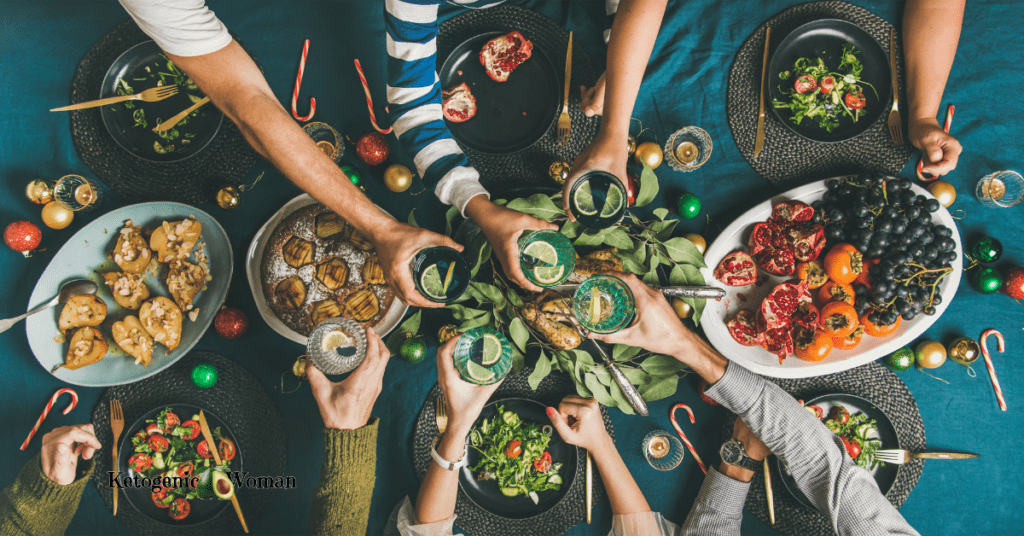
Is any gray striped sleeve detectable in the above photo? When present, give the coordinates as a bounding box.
[679,467,750,535]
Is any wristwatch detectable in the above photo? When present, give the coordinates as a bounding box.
[431,436,468,471]
[719,439,761,471]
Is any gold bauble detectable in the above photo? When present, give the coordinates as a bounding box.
[292,356,309,380]
[627,136,637,156]
[25,180,54,205]
[41,201,74,230]
[671,297,694,319]
[927,180,956,207]
[438,324,459,344]
[384,164,413,193]
[947,337,980,366]
[684,233,707,255]
[634,142,663,169]
[915,340,947,369]
[548,160,571,185]
[216,185,243,210]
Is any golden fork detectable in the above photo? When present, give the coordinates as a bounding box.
[557,32,573,145]
[199,411,249,533]
[109,400,124,516]
[886,28,904,146]
[153,96,211,132]
[51,85,180,112]
[435,395,448,435]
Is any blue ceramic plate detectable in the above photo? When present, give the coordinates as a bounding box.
[25,203,232,386]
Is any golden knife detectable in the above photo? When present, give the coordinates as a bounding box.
[585,450,592,524]
[153,96,211,132]
[911,452,980,460]
[764,458,775,524]
[753,27,771,158]
[198,411,249,533]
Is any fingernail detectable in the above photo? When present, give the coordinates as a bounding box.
[546,407,556,416]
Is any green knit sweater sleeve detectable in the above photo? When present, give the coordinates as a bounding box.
[0,454,94,536]
[307,418,379,536]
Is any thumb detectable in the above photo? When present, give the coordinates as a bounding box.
[926,144,944,166]
[547,406,574,439]
[306,361,332,394]
[431,232,464,253]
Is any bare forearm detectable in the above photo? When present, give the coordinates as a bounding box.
[668,330,728,386]
[414,430,467,524]
[903,0,965,122]
[600,0,669,139]
[589,435,650,515]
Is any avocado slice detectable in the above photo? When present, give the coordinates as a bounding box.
[194,468,214,499]
[212,470,234,500]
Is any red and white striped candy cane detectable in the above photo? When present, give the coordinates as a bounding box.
[353,59,392,134]
[291,39,315,122]
[671,403,707,474]
[916,104,955,182]
[980,329,1007,411]
[21,388,78,450]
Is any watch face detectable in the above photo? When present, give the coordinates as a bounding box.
[720,440,742,463]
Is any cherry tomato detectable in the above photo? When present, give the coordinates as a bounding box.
[148,435,170,453]
[805,404,825,419]
[197,440,213,459]
[534,451,553,473]
[129,453,152,472]
[820,301,859,337]
[796,260,828,289]
[152,489,172,508]
[860,312,901,337]
[841,436,862,459]
[830,405,850,424]
[505,440,522,458]
[179,420,201,440]
[162,412,180,432]
[795,74,818,94]
[818,280,855,305]
[833,326,865,350]
[824,244,863,284]
[854,258,879,289]
[218,438,237,461]
[175,461,195,479]
[133,430,148,443]
[820,75,836,94]
[795,328,834,362]
[169,498,191,521]
[146,423,163,435]
[844,91,866,110]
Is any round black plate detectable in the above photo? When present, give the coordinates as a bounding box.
[459,398,578,519]
[439,32,560,155]
[768,19,891,143]
[775,393,900,510]
[100,41,223,163]
[119,404,241,526]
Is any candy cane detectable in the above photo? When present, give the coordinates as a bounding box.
[916,104,955,182]
[353,59,392,134]
[291,39,315,122]
[21,388,78,450]
[670,403,707,474]
[980,329,1007,411]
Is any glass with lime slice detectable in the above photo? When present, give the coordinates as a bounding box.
[307,317,368,374]
[568,171,627,229]
[453,326,514,386]
[518,230,576,287]
[411,246,470,303]
[572,275,635,334]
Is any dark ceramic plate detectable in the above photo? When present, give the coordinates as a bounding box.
[774,393,900,510]
[119,404,241,525]
[768,19,891,143]
[100,41,223,162]
[460,398,578,519]
[439,31,560,155]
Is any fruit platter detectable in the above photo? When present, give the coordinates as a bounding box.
[701,174,962,378]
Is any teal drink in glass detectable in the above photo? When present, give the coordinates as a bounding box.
[568,171,627,229]
[411,246,470,303]
[572,275,635,334]
[452,326,513,385]
[518,230,576,287]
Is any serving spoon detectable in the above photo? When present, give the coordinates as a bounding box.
[0,279,99,334]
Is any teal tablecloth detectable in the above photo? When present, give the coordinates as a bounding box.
[1,1,1022,535]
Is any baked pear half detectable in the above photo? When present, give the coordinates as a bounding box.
[139,296,183,351]
[55,326,108,372]
[167,260,206,312]
[113,220,153,274]
[112,315,154,366]
[58,295,108,333]
[344,288,379,322]
[102,272,150,310]
[150,218,202,263]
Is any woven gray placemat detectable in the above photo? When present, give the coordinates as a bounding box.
[438,6,601,194]
[718,361,925,536]
[412,367,613,536]
[90,351,287,535]
[727,2,914,188]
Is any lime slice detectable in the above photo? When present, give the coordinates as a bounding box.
[573,182,598,216]
[589,287,601,323]
[465,359,496,383]
[500,487,520,497]
[441,262,457,295]
[523,240,558,266]
[533,264,565,285]
[480,333,503,366]
[599,184,624,218]
[320,330,350,353]
[419,264,446,300]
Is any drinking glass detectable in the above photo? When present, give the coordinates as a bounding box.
[303,122,344,164]
[518,230,576,287]
[452,326,514,386]
[306,317,367,375]
[572,275,635,334]
[411,246,470,303]
[53,174,103,212]
[568,171,628,229]
[664,126,713,172]
[643,430,684,471]
[975,170,1023,208]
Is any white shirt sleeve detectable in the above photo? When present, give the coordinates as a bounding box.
[118,0,232,57]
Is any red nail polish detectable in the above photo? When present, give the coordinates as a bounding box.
[546,407,556,416]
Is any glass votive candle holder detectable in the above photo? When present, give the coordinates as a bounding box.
[664,126,713,172]
[975,170,1023,208]
[304,122,345,164]
[643,430,685,471]
[53,174,103,212]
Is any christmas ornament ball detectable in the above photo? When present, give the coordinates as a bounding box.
[1004,267,1024,300]
[438,324,459,344]
[292,356,309,380]
[548,160,571,185]
[356,132,389,166]
[216,185,242,210]
[214,307,248,339]
[625,171,639,206]
[4,220,42,254]
[25,180,54,205]
[684,233,707,255]
[671,297,693,319]
[634,142,663,169]
[927,180,956,207]
[399,336,428,364]
[947,337,981,366]
[384,164,413,192]
[41,202,74,230]
[191,363,219,389]
[884,347,915,371]
[914,340,947,369]
[676,193,702,219]
[626,136,637,156]
[341,165,362,187]
[971,237,1002,264]
[972,268,1002,294]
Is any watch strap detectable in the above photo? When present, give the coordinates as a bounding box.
[431,436,468,471]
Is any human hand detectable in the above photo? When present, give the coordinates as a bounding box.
[560,133,629,220]
[909,118,962,176]
[579,72,607,117]
[733,417,770,461]
[40,424,101,485]
[464,196,559,293]
[369,220,464,308]
[436,335,504,435]
[308,326,392,430]
[546,395,611,453]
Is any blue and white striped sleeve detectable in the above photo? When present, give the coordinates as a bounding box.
[384,0,490,216]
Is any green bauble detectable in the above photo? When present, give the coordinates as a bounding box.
[399,336,428,364]
[676,193,702,219]
[972,237,1002,263]
[341,165,362,186]
[973,268,1002,294]
[191,363,219,389]
[884,347,914,372]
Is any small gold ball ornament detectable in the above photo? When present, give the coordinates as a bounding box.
[216,185,243,210]
[627,136,637,156]
[927,180,956,207]
[684,233,707,255]
[384,164,413,193]
[438,324,459,344]
[634,142,663,169]
[671,297,694,319]
[548,160,571,185]
[25,180,54,205]
[292,356,309,380]
[41,201,74,229]
[915,340,947,369]
[947,337,980,366]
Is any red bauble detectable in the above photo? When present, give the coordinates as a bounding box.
[698,379,719,406]
[625,171,639,206]
[356,133,389,166]
[214,307,248,339]
[1005,267,1024,300]
[4,220,42,256]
